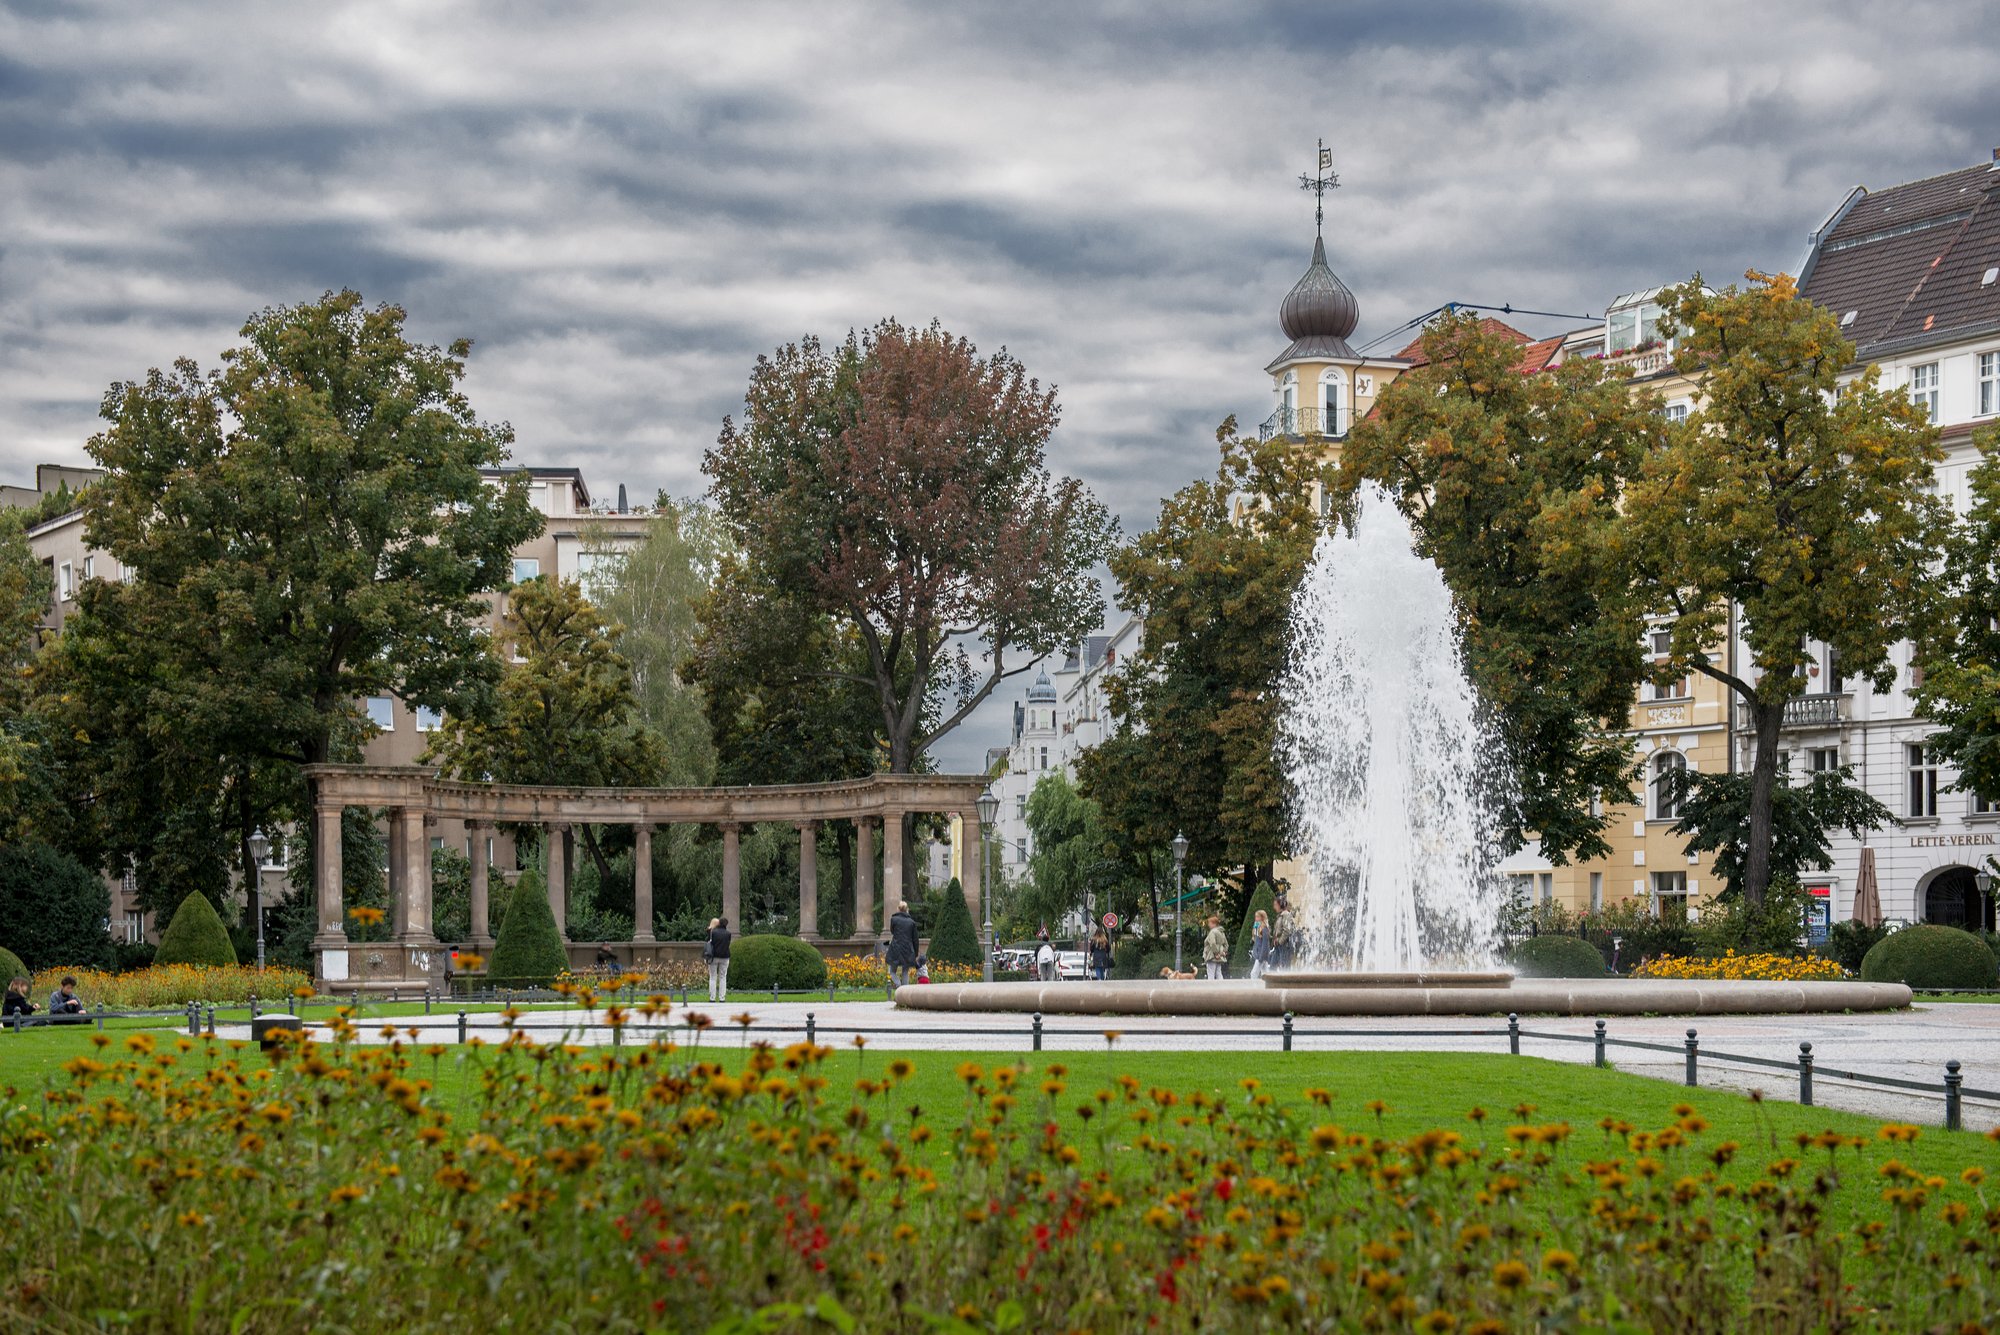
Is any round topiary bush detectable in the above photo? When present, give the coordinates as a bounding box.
[1860,925,1999,990]
[0,945,27,986]
[1510,935,1606,979]
[728,935,828,992]
[153,892,239,968]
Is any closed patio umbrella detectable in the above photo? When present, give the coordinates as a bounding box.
[1852,846,1882,928]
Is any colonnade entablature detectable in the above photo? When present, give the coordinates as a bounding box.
[303,764,992,988]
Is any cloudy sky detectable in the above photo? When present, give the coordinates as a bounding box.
[5,0,1999,768]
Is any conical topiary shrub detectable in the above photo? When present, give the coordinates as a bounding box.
[488,870,567,988]
[1231,882,1277,975]
[153,892,239,968]
[0,945,27,986]
[928,878,982,967]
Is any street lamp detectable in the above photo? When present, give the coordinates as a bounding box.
[1977,869,1994,928]
[247,830,271,971]
[1171,831,1189,973]
[976,790,999,983]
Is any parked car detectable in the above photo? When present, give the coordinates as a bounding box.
[1056,950,1087,980]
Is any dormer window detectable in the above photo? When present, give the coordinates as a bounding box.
[1606,297,1666,354]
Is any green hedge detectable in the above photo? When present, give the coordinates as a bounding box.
[1509,935,1605,979]
[0,945,26,986]
[1232,884,1277,975]
[0,842,115,971]
[928,879,982,967]
[154,893,238,968]
[728,936,827,992]
[488,870,567,988]
[1110,939,1147,980]
[1860,925,1998,990]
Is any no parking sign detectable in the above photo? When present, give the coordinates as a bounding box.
[1102,912,1118,930]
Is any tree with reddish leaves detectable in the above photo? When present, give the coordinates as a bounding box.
[704,320,1115,774]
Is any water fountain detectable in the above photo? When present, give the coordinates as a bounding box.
[901,488,1909,1016]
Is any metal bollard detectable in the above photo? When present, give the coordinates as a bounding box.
[1683,1029,1698,1088]
[806,1013,816,1046]
[1945,1059,1963,1132]
[391,988,399,1006]
[1799,1042,1814,1106]
[772,984,779,1002]
[1282,1012,1294,1053]
[250,995,260,1020]
[1507,1013,1519,1056]
[188,1002,199,1036]
[424,993,432,1016]
[828,982,835,1003]
[1032,1012,1044,1052]
[457,1010,468,1044]
[94,1014,103,1032]
[206,1004,216,1036]
[1593,1019,1607,1069]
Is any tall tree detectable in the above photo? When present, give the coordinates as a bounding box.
[594,496,723,787]
[1620,272,1945,906]
[1342,311,1662,862]
[0,512,55,839]
[75,290,541,903]
[1082,424,1324,914]
[1019,771,1146,938]
[704,319,1116,773]
[1915,425,2000,821]
[424,574,666,888]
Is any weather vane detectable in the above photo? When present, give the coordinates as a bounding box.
[1299,138,1339,238]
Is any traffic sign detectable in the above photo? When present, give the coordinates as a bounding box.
[1102,912,1118,930]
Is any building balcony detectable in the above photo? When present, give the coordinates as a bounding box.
[1258,406,1348,443]
[1735,693,1848,731]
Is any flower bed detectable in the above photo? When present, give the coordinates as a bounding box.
[3,1024,1996,1330]
[27,964,315,1009]
[1632,950,1846,982]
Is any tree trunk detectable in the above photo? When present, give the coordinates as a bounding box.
[1743,698,1787,908]
[580,825,616,895]
[1146,851,1161,938]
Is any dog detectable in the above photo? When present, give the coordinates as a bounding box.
[1158,966,1199,981]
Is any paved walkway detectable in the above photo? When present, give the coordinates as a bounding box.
[227,999,2000,1131]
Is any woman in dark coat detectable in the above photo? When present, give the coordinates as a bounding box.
[887,901,920,986]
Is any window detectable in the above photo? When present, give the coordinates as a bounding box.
[1589,872,1602,913]
[364,696,396,731]
[1649,671,1690,701]
[82,556,94,581]
[1321,375,1343,436]
[1537,873,1552,904]
[120,912,145,945]
[414,706,443,732]
[1015,796,1025,821]
[1014,838,1026,864]
[1808,747,1839,774]
[1973,790,1999,817]
[1908,363,1939,423]
[1652,871,1689,922]
[1664,401,1690,423]
[57,562,73,602]
[511,557,541,584]
[1980,351,1999,418]
[576,550,622,601]
[1651,750,1687,821]
[1038,746,1048,770]
[1907,743,1939,818]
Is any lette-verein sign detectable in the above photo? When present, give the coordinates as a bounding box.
[1909,833,1997,848]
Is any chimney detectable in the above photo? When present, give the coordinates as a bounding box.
[616,483,628,513]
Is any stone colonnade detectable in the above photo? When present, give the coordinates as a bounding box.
[305,765,992,986]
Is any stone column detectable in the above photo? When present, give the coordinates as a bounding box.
[395,807,436,944]
[797,821,819,939]
[313,799,346,945]
[468,821,492,948]
[546,822,568,938]
[854,818,876,941]
[720,823,741,930]
[881,811,905,919]
[632,823,656,942]
[959,805,984,935]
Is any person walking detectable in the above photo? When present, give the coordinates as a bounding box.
[1201,916,1229,981]
[1087,928,1112,981]
[1249,909,1272,980]
[1272,894,1297,971]
[704,917,732,1002]
[887,902,920,987]
[1035,939,1058,982]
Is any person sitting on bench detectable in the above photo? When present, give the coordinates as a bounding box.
[47,976,87,1023]
[3,977,36,1019]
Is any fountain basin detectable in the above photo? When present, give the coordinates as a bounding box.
[895,976,1912,1016]
[1263,971,1512,989]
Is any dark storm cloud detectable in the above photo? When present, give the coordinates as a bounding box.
[3,0,1998,766]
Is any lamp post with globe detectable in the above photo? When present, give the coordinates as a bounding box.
[1171,831,1189,974]
[248,830,271,971]
[976,789,999,983]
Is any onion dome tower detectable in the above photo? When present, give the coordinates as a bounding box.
[1274,234,1361,363]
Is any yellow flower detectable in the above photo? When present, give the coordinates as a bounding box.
[328,1184,365,1205]
[1491,1259,1531,1290]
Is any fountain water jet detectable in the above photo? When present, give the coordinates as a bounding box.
[1276,483,1507,973]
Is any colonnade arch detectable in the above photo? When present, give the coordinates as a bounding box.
[303,765,992,988]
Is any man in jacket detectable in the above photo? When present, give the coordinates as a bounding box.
[887,902,920,987]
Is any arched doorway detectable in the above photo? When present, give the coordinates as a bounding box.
[1921,865,1994,931]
